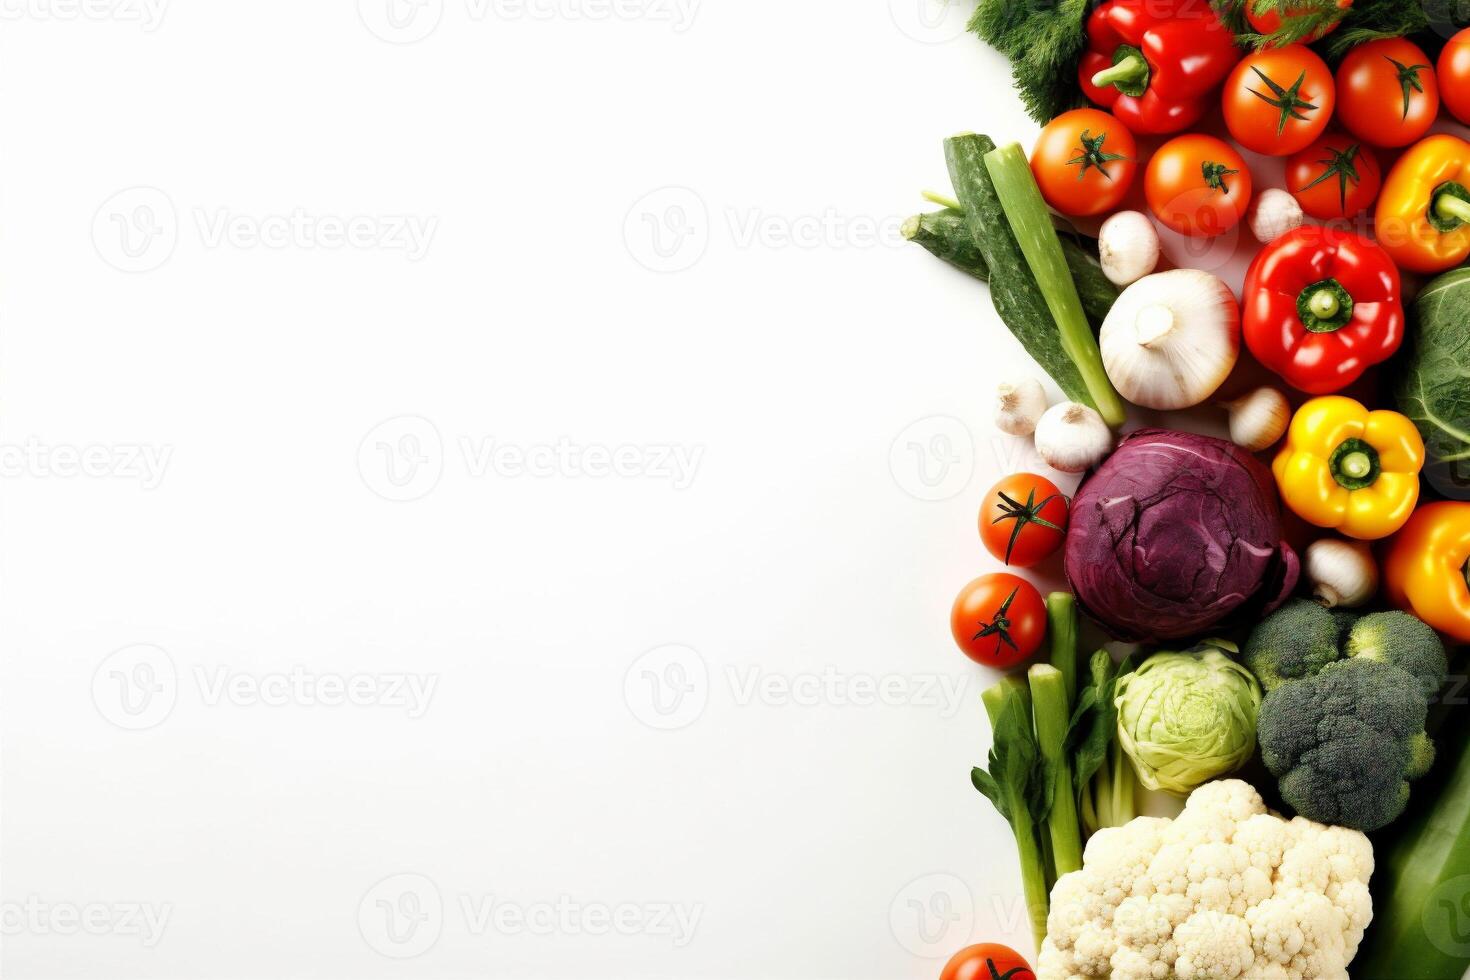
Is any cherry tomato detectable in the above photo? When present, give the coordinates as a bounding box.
[1144,134,1252,237]
[940,944,1035,980]
[1030,108,1138,217]
[1439,28,1470,125]
[1245,0,1350,43]
[1286,133,1381,219]
[1336,38,1438,148]
[950,573,1046,668]
[980,473,1068,567]
[1223,45,1334,155]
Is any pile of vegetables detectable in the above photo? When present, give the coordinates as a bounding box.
[902,0,1470,974]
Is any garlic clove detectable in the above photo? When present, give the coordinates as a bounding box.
[1098,211,1161,287]
[1034,401,1112,474]
[1223,386,1290,452]
[1306,537,1378,608]
[994,377,1049,436]
[1246,189,1304,245]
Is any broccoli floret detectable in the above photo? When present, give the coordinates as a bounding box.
[1258,658,1430,831]
[1243,600,1345,692]
[1345,610,1448,700]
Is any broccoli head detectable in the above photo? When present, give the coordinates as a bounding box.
[1242,599,1349,691]
[1344,610,1448,699]
[1246,601,1449,831]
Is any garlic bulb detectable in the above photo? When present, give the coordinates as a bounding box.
[1098,211,1161,286]
[1034,401,1112,473]
[1306,538,1378,608]
[994,377,1048,436]
[1099,269,1240,411]
[1247,189,1303,244]
[1223,386,1290,451]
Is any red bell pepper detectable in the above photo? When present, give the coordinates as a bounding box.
[1079,0,1241,135]
[1242,226,1405,395]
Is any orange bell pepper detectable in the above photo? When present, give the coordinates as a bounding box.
[1384,501,1470,643]
[1375,134,1470,274]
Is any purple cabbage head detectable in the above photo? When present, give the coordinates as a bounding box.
[1064,428,1299,643]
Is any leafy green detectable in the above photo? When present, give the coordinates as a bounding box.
[968,0,1089,124]
[1396,266,1470,499]
[1067,649,1139,836]
[975,677,1050,949]
[1213,0,1468,56]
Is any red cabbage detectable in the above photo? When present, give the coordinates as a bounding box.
[1064,429,1299,642]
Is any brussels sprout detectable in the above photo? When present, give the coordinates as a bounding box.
[1113,640,1262,796]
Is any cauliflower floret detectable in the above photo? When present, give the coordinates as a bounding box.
[1278,839,1331,895]
[1247,895,1307,964]
[1037,941,1080,980]
[1071,922,1119,975]
[1334,879,1373,954]
[1110,946,1165,980]
[1237,866,1274,915]
[1235,812,1296,873]
[1315,823,1375,887]
[1183,779,1267,826]
[1186,842,1249,912]
[1147,842,1195,896]
[1047,871,1107,951]
[1288,892,1349,976]
[1174,910,1253,979]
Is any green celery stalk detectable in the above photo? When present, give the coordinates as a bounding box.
[1030,664,1083,878]
[975,677,1050,951]
[1046,592,1079,710]
[983,142,1127,428]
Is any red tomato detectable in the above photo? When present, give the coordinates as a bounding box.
[980,473,1068,567]
[1145,134,1253,237]
[1030,108,1138,217]
[950,574,1046,668]
[1286,133,1381,219]
[1223,45,1335,155]
[1336,38,1439,148]
[1439,28,1470,125]
[940,944,1035,980]
[1245,0,1350,43]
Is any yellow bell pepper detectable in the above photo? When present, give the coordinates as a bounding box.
[1272,396,1424,540]
[1385,502,1470,643]
[1375,133,1470,274]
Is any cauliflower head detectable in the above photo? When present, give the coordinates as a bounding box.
[1037,779,1373,980]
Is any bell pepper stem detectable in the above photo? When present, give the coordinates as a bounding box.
[1435,193,1470,225]
[1340,451,1373,480]
[1307,288,1340,320]
[1091,54,1148,90]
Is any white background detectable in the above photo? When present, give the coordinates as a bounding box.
[2,2,1462,979]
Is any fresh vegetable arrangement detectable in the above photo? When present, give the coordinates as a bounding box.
[905,0,1470,973]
